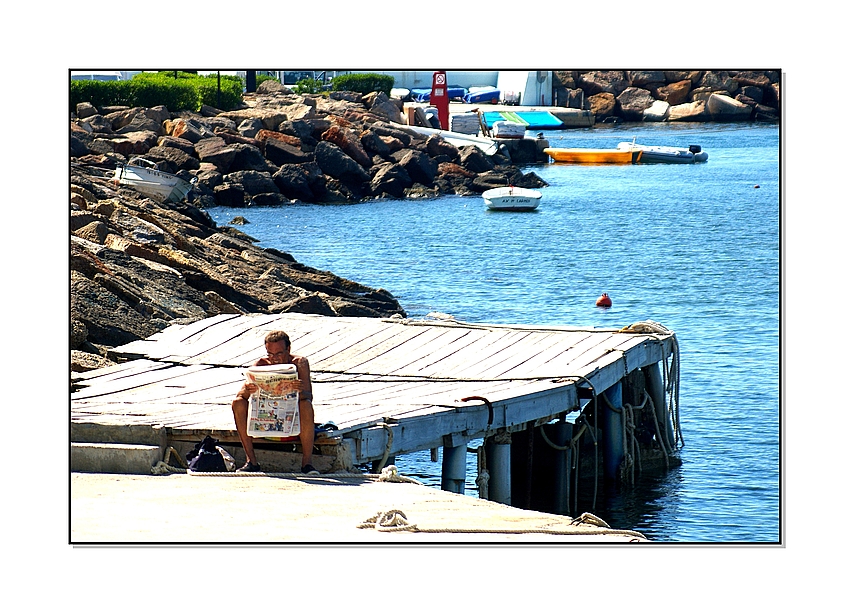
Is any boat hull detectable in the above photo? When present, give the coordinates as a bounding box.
[482,187,541,211]
[543,148,640,164]
[114,162,194,202]
[617,142,709,164]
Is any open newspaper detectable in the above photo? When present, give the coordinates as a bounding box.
[244,364,300,437]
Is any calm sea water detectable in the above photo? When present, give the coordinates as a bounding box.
[206,122,780,543]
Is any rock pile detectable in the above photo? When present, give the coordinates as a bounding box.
[71,88,548,208]
[552,70,780,123]
[70,88,549,372]
[70,165,409,372]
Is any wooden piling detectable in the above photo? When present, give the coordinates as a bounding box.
[601,382,624,482]
[552,419,572,515]
[485,431,512,505]
[441,437,467,494]
[643,363,674,452]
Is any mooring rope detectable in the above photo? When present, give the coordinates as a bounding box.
[356,508,646,539]
[618,320,683,449]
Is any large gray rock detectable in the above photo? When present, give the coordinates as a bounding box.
[144,145,201,172]
[369,162,412,198]
[228,142,278,173]
[578,71,629,96]
[627,71,666,88]
[195,136,238,173]
[224,170,278,196]
[76,102,98,119]
[116,113,163,135]
[643,100,670,122]
[668,100,709,122]
[314,141,370,185]
[707,93,753,121]
[273,164,316,201]
[457,145,494,174]
[616,87,656,121]
[264,138,311,166]
[397,149,436,185]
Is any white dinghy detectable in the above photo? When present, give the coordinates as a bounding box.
[482,186,542,211]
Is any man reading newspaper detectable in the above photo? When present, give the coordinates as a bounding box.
[231,330,318,474]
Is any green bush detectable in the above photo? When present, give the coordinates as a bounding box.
[70,71,244,113]
[294,78,323,94]
[331,73,394,96]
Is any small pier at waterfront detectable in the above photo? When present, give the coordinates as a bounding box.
[71,312,682,516]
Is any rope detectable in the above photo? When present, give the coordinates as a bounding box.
[644,394,670,469]
[476,446,489,499]
[619,320,683,450]
[356,508,647,539]
[374,422,394,473]
[376,464,423,484]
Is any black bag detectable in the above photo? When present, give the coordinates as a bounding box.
[186,435,227,472]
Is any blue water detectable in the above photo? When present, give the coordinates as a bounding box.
[206,122,780,543]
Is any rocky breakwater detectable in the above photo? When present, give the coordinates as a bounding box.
[70,82,547,372]
[552,70,780,123]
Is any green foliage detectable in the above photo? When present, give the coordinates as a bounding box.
[256,74,278,87]
[331,73,394,96]
[70,71,244,113]
[294,78,323,94]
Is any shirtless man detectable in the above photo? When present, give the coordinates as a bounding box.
[231,330,317,474]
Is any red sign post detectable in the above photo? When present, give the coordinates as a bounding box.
[430,70,449,130]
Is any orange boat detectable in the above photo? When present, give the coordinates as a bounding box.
[543,147,642,164]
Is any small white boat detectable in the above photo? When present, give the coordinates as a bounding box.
[482,186,542,211]
[617,142,709,164]
[113,157,196,202]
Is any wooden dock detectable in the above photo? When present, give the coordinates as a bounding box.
[71,312,681,512]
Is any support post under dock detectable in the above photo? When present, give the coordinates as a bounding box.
[441,440,467,494]
[644,363,674,452]
[601,382,624,482]
[485,432,512,505]
[552,419,572,516]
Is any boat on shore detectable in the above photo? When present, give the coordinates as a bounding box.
[543,147,641,164]
[617,142,709,164]
[407,126,500,156]
[113,157,195,203]
[482,186,542,211]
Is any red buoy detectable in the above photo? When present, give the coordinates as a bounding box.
[596,292,612,308]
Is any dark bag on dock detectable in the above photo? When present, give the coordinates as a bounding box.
[186,435,227,472]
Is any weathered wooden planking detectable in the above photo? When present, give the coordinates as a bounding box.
[72,363,216,401]
[480,330,572,379]
[343,325,472,375]
[447,329,554,380]
[390,326,520,379]
[114,314,243,360]
[189,314,358,366]
[305,321,404,367]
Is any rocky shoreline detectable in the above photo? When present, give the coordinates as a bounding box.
[70,85,551,372]
[70,72,779,372]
